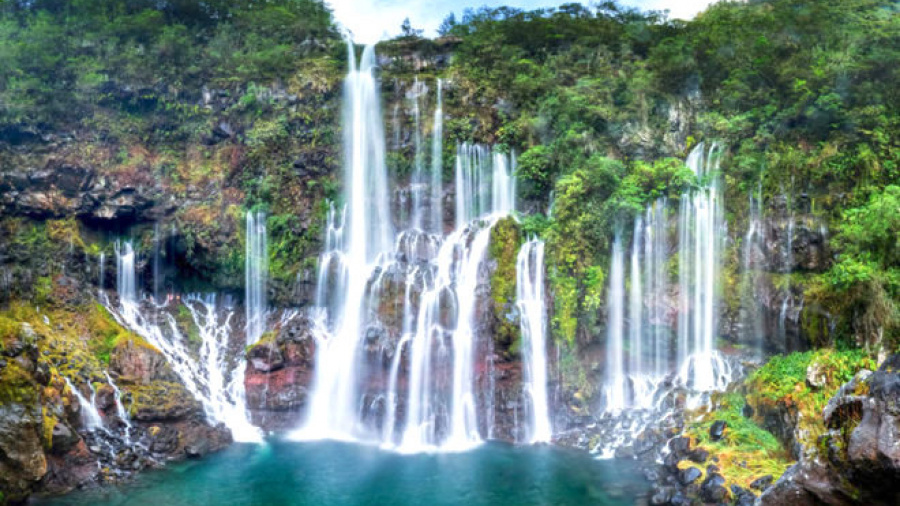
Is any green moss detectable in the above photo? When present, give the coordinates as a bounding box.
[684,392,792,491]
[87,303,143,363]
[489,217,523,354]
[0,362,38,406]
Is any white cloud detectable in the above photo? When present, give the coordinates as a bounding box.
[326,0,717,44]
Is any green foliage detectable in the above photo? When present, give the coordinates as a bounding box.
[0,0,338,124]
[749,349,875,406]
[489,217,523,353]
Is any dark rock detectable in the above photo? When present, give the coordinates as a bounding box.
[731,485,756,506]
[709,420,727,441]
[678,466,702,485]
[750,474,773,491]
[50,422,80,455]
[687,447,709,464]
[700,473,728,503]
[650,486,673,505]
[668,436,691,457]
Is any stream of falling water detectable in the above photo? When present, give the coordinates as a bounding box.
[245,210,268,345]
[602,143,734,414]
[517,240,552,443]
[107,242,262,443]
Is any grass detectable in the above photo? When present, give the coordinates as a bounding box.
[684,392,793,490]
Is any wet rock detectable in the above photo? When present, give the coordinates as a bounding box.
[0,402,47,499]
[650,486,673,505]
[731,485,756,506]
[700,473,728,503]
[762,354,900,505]
[668,436,691,457]
[750,474,773,491]
[687,447,709,464]
[50,422,81,455]
[709,420,727,441]
[678,466,702,485]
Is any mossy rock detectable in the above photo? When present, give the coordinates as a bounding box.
[489,217,523,355]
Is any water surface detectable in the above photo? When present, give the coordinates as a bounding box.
[38,440,648,505]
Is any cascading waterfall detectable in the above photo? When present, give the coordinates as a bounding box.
[517,239,552,443]
[104,371,132,441]
[245,210,268,345]
[300,42,394,440]
[643,200,670,381]
[299,41,547,452]
[677,142,732,393]
[115,241,137,304]
[410,77,425,231]
[63,377,103,432]
[98,252,105,299]
[108,243,262,443]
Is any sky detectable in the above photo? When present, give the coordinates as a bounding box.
[327,0,718,44]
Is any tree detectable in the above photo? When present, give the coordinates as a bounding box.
[438,13,456,36]
[399,17,423,39]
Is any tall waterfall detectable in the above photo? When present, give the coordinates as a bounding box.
[604,233,627,412]
[298,42,539,451]
[517,239,552,443]
[741,184,766,357]
[108,242,262,443]
[301,43,394,440]
[430,79,443,235]
[677,142,732,392]
[245,210,268,345]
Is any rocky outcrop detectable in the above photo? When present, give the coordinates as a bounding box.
[245,315,317,431]
[760,355,900,505]
[0,161,160,223]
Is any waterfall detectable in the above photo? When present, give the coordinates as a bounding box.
[604,232,627,412]
[628,218,644,390]
[410,77,425,231]
[63,377,103,432]
[152,223,162,301]
[676,142,732,393]
[455,143,516,228]
[430,79,443,234]
[108,245,262,443]
[644,200,670,380]
[600,144,735,413]
[741,184,767,357]
[98,252,105,299]
[245,210,268,345]
[517,239,552,443]
[301,42,394,440]
[299,41,533,452]
[115,241,137,305]
[779,193,795,349]
[104,372,132,441]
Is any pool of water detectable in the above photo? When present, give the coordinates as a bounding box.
[37,440,649,505]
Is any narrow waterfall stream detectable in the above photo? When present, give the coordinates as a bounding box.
[517,240,552,443]
[245,210,268,346]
